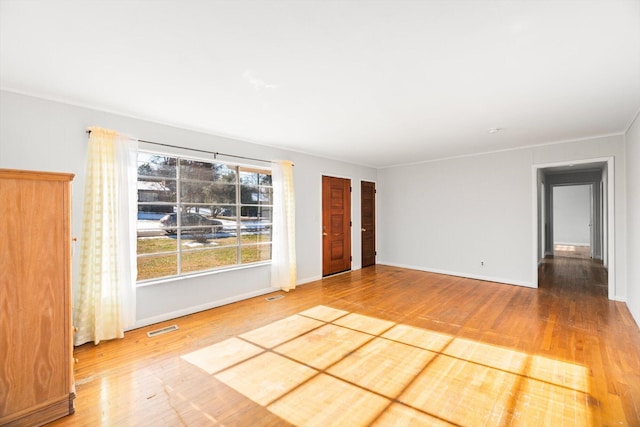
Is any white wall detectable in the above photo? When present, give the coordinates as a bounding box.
[378,135,627,297]
[625,112,640,327]
[378,149,533,286]
[0,91,377,327]
[553,185,591,246]
[1,90,634,326]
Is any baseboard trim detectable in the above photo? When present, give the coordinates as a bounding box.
[378,261,535,288]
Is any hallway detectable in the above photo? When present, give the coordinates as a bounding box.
[539,254,607,296]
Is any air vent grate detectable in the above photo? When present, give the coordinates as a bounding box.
[265,295,284,302]
[147,324,179,338]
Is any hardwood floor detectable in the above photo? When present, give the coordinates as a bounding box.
[553,244,592,259]
[50,259,640,426]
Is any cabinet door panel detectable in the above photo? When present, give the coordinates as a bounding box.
[0,170,73,425]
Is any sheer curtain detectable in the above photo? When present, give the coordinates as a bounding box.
[74,127,138,345]
[271,160,297,291]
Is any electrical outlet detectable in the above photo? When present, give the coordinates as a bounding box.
[481,261,484,266]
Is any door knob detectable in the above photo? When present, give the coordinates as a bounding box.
[323,232,328,236]
[361,228,366,232]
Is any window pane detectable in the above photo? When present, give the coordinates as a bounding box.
[179,159,215,181]
[241,244,272,264]
[138,153,177,178]
[179,205,213,215]
[258,206,273,222]
[237,206,272,222]
[157,211,195,235]
[259,173,272,186]
[240,185,272,205]
[260,186,273,204]
[178,225,219,240]
[182,247,239,272]
[137,178,177,206]
[181,181,236,204]
[138,204,173,227]
[212,205,236,219]
[137,235,177,254]
[137,254,178,281]
[239,168,271,184]
[240,219,271,237]
[181,160,236,182]
[211,207,239,240]
[138,204,175,216]
[240,226,272,244]
[239,169,257,185]
[208,233,239,247]
[176,231,237,249]
[240,206,272,220]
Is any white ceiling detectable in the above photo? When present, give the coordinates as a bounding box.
[1,1,639,167]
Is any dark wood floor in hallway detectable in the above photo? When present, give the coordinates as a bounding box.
[51,258,640,426]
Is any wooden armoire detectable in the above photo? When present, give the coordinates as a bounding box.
[0,169,76,426]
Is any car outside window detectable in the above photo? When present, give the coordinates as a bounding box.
[136,152,272,282]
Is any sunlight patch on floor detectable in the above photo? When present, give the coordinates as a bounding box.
[299,305,349,322]
[181,304,593,426]
[327,337,437,398]
[332,312,396,335]
[268,374,390,427]
[214,352,317,406]
[399,353,518,425]
[239,314,325,348]
[179,337,262,375]
[274,323,373,370]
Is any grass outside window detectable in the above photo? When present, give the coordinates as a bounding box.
[137,235,271,281]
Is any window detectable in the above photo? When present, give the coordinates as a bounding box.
[136,151,273,282]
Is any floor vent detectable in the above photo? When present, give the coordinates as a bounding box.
[265,295,284,302]
[147,324,179,338]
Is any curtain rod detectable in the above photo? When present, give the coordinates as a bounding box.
[86,129,277,165]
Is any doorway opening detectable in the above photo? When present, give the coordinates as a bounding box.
[552,184,592,259]
[533,158,614,299]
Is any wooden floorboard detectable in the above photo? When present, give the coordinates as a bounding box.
[553,244,591,260]
[49,258,640,426]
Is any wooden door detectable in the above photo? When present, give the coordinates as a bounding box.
[361,181,376,267]
[322,176,351,276]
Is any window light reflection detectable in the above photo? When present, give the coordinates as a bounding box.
[180,305,594,426]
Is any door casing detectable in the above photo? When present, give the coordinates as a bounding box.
[532,157,615,299]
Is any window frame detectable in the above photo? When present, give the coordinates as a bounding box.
[136,149,273,284]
